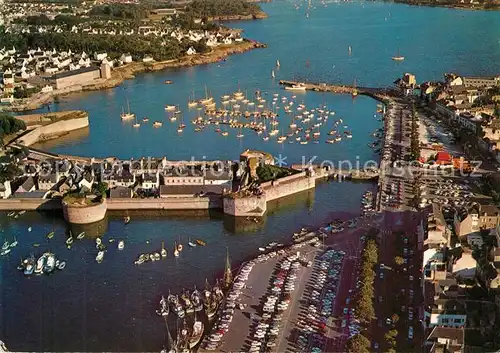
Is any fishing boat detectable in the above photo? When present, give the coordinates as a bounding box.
[174,242,180,257]
[391,48,405,61]
[191,289,203,312]
[124,216,130,224]
[188,238,197,247]
[46,231,55,239]
[96,251,104,263]
[161,241,167,258]
[165,105,176,111]
[168,293,185,318]
[196,239,206,246]
[118,240,125,250]
[43,253,56,273]
[189,319,204,348]
[121,99,135,120]
[153,121,163,127]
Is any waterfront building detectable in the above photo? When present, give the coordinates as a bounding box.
[37,173,60,191]
[453,203,500,240]
[141,171,160,190]
[50,66,101,90]
[163,168,204,185]
[159,184,225,198]
[103,170,136,189]
[463,76,499,89]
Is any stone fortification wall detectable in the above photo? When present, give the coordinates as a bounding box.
[62,198,107,224]
[223,195,267,217]
[261,172,315,202]
[107,196,221,210]
[0,198,61,210]
[18,115,89,146]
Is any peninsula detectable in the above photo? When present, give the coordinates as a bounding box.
[0,0,268,111]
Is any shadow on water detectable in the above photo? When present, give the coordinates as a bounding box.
[67,217,109,238]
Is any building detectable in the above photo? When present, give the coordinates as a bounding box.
[204,168,232,186]
[163,168,204,185]
[37,173,60,190]
[120,53,133,63]
[50,66,101,90]
[100,63,111,80]
[94,51,107,61]
[78,172,94,192]
[110,186,133,198]
[141,171,160,190]
[15,176,35,193]
[159,184,224,198]
[454,203,500,240]
[0,180,12,199]
[463,76,499,89]
[186,47,197,55]
[426,327,465,353]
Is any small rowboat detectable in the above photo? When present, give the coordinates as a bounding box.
[196,239,206,246]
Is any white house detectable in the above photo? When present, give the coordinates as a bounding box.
[142,55,154,63]
[186,47,197,56]
[41,85,53,93]
[142,171,160,190]
[94,51,108,61]
[78,172,94,192]
[120,53,133,63]
[0,180,12,199]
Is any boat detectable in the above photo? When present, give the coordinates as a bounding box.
[196,239,206,246]
[65,236,73,245]
[43,253,56,273]
[121,99,135,120]
[174,242,180,257]
[189,320,204,348]
[142,117,149,122]
[76,232,85,240]
[164,80,173,84]
[7,211,15,217]
[258,247,265,252]
[2,240,10,251]
[1,340,8,352]
[271,70,275,78]
[177,237,183,252]
[124,216,130,224]
[35,254,46,274]
[165,105,176,111]
[57,261,66,270]
[236,133,244,138]
[326,139,335,144]
[154,252,161,261]
[157,295,170,316]
[285,84,306,91]
[200,86,213,105]
[28,227,32,232]
[352,79,358,97]
[153,121,163,127]
[391,48,405,61]
[118,240,125,250]
[188,238,197,247]
[191,289,203,312]
[276,59,280,67]
[96,251,104,263]
[18,210,26,215]
[133,115,140,128]
[24,254,35,275]
[0,248,11,256]
[46,231,55,239]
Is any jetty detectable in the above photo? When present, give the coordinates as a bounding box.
[279,80,398,101]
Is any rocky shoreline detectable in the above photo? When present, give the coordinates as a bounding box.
[2,40,266,112]
[392,0,500,10]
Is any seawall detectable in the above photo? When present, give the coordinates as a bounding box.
[16,112,89,146]
[107,197,222,210]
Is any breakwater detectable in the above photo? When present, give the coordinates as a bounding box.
[13,111,89,147]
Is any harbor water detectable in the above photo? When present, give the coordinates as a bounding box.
[2,1,500,351]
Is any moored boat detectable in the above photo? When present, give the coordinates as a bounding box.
[96,251,104,263]
[43,253,56,273]
[196,239,206,246]
[118,240,125,250]
[189,320,204,348]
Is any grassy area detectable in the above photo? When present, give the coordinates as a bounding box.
[256,164,299,183]
[63,193,101,207]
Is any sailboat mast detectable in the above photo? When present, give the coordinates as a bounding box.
[223,247,232,289]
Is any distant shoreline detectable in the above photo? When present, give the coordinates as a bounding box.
[2,40,266,112]
[391,0,500,11]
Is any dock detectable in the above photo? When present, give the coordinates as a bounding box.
[279,80,398,101]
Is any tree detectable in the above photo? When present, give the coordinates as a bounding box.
[394,256,404,266]
[95,182,108,196]
[346,333,370,353]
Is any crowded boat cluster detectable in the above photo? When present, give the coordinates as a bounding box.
[126,88,357,145]
[134,238,206,265]
[1,237,18,257]
[360,190,376,216]
[16,252,66,275]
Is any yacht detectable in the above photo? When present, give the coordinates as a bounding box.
[120,100,135,120]
[391,48,405,61]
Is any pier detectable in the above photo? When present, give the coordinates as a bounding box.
[279,80,398,101]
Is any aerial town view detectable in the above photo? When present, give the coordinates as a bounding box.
[0,0,499,351]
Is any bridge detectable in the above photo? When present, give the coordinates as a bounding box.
[278,80,398,101]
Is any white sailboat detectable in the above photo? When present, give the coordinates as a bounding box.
[276,59,280,68]
[271,70,275,78]
[120,99,135,120]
